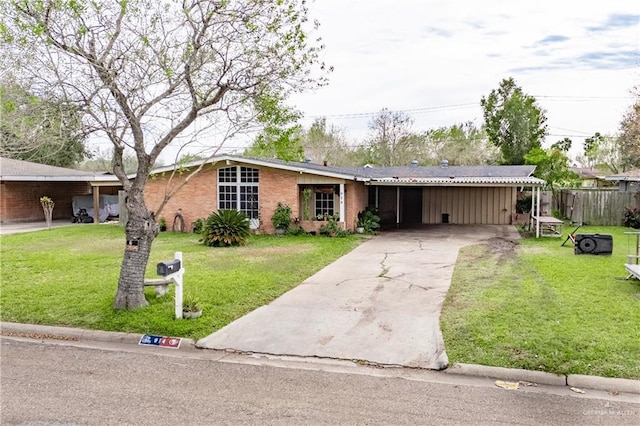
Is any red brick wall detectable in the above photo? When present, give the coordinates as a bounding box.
[144,164,333,233]
[344,182,368,230]
[143,164,218,230]
[0,181,92,222]
[259,168,299,233]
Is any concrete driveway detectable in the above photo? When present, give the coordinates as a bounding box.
[197,225,520,369]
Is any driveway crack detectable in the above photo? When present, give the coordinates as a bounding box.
[378,253,390,277]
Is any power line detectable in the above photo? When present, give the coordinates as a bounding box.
[301,103,479,120]
[299,94,634,121]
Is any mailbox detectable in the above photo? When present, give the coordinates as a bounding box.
[157,259,181,276]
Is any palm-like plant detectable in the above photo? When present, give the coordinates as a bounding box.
[201,210,251,247]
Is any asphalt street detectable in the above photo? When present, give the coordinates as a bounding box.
[1,339,638,425]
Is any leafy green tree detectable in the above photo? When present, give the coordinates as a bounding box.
[525,146,578,207]
[1,0,327,309]
[551,137,572,152]
[481,77,548,165]
[618,88,640,171]
[582,132,621,173]
[244,94,304,162]
[421,122,499,165]
[300,118,356,166]
[79,148,139,174]
[0,81,88,167]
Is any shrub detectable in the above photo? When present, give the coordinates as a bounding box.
[516,196,532,213]
[201,210,251,247]
[320,214,348,237]
[286,223,307,236]
[192,218,204,234]
[356,208,381,233]
[271,202,292,231]
[624,207,640,229]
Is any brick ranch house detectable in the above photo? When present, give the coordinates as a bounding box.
[144,155,545,234]
[0,157,121,223]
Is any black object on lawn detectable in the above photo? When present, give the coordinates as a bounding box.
[574,234,613,255]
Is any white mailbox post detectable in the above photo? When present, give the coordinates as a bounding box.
[144,251,185,319]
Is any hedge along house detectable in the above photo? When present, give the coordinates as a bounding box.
[143,155,545,234]
[0,157,122,224]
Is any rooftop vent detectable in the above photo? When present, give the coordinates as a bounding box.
[440,159,449,168]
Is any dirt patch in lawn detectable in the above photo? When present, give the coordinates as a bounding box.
[486,237,518,261]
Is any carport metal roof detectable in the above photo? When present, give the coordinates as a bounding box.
[0,157,120,184]
[366,176,544,186]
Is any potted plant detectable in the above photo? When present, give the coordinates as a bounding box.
[182,293,203,319]
[158,217,167,232]
[39,196,55,229]
[356,209,381,234]
[271,202,292,235]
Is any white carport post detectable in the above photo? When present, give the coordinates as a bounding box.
[535,186,541,238]
[339,183,345,223]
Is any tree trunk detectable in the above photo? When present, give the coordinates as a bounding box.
[113,190,159,310]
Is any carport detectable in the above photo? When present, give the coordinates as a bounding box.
[0,157,122,224]
[360,164,545,231]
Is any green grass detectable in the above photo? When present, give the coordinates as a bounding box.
[3,224,639,379]
[441,225,640,379]
[0,225,361,340]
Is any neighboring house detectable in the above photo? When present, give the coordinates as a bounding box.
[0,157,121,223]
[144,156,544,233]
[570,167,610,188]
[605,169,640,207]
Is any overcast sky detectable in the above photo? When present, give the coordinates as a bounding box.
[287,0,639,160]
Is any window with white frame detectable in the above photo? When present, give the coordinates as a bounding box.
[218,166,259,219]
[315,190,334,218]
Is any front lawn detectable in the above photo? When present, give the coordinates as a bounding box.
[441,225,640,379]
[0,225,361,340]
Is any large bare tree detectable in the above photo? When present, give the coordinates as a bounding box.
[365,108,415,166]
[1,0,327,309]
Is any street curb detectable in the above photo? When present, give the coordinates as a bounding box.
[446,363,640,395]
[445,363,566,386]
[567,374,640,395]
[3,322,639,395]
[0,322,197,349]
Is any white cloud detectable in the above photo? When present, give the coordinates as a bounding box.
[290,0,640,157]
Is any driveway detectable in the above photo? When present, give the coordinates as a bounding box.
[0,220,74,235]
[197,225,520,369]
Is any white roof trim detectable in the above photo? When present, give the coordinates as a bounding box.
[149,155,359,181]
[1,175,121,183]
[369,177,545,186]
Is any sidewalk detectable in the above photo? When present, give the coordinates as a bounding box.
[0,220,74,235]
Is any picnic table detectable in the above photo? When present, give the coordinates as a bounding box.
[533,216,563,238]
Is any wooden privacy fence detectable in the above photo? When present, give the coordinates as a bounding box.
[558,189,638,226]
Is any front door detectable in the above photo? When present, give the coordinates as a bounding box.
[401,188,423,224]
